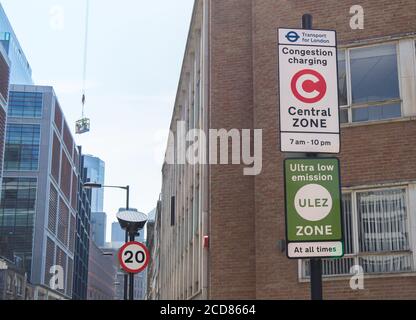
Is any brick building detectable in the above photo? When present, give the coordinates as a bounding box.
[155,0,416,299]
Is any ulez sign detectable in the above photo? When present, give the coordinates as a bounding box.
[284,158,344,259]
[278,28,340,153]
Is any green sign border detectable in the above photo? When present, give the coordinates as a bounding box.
[284,157,345,259]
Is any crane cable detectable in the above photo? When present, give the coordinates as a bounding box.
[81,0,90,118]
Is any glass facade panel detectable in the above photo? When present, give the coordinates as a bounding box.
[337,49,348,107]
[0,178,37,280]
[340,108,349,124]
[350,44,400,104]
[8,91,42,118]
[352,104,401,122]
[4,124,40,171]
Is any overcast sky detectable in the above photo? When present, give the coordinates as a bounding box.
[1,0,194,241]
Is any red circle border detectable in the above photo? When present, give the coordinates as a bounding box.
[118,241,150,274]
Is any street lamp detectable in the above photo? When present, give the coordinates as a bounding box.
[82,182,130,300]
[116,209,148,300]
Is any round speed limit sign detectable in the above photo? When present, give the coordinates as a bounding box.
[118,241,150,274]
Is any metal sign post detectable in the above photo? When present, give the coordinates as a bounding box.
[279,14,343,301]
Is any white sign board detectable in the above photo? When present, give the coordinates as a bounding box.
[278,28,340,154]
[288,241,343,259]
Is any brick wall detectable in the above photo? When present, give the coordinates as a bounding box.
[209,0,256,299]
[208,0,416,299]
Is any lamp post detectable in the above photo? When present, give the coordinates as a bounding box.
[116,209,148,300]
[83,182,130,300]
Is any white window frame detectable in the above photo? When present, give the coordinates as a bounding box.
[339,41,407,124]
[299,183,416,281]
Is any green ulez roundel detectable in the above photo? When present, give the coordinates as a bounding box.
[285,158,342,242]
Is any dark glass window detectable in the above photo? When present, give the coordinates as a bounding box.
[337,50,348,107]
[8,91,43,118]
[337,44,401,123]
[0,178,37,279]
[4,124,40,171]
[350,45,400,104]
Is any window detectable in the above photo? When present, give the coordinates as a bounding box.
[171,196,176,226]
[302,187,413,278]
[0,178,37,279]
[338,44,401,123]
[6,274,13,292]
[4,124,40,171]
[16,277,23,296]
[8,91,43,118]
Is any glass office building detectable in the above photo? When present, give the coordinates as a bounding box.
[84,155,106,247]
[0,177,37,276]
[0,38,10,198]
[90,211,106,247]
[0,85,80,298]
[0,4,33,85]
[72,151,91,300]
[83,155,105,213]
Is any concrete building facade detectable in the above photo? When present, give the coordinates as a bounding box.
[156,0,416,300]
[147,201,160,300]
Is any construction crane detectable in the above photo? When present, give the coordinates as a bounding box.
[76,0,91,134]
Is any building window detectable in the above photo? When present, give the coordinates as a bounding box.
[16,277,23,296]
[4,124,40,171]
[171,196,175,226]
[6,274,13,293]
[338,43,401,123]
[301,187,414,278]
[8,91,43,118]
[0,178,37,279]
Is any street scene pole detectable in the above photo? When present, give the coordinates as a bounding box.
[310,259,323,300]
[124,186,130,300]
[129,232,135,300]
[116,209,149,301]
[302,13,324,302]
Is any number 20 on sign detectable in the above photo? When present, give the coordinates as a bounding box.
[118,241,150,274]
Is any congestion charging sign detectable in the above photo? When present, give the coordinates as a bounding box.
[278,28,340,154]
[284,158,344,259]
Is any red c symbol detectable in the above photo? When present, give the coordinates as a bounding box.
[291,69,327,104]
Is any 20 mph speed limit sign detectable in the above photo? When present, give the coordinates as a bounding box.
[118,241,150,274]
